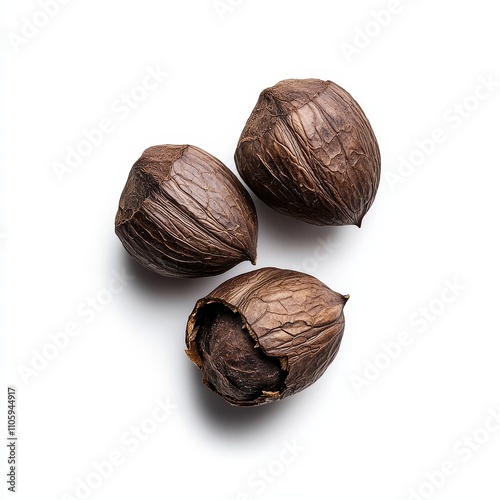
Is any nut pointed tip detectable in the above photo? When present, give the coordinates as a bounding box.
[343,294,350,302]
[247,250,257,265]
[354,213,365,228]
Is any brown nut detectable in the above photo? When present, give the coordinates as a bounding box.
[234,78,381,226]
[185,267,348,406]
[115,144,258,278]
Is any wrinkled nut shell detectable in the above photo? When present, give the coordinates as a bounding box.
[115,144,258,278]
[235,78,381,226]
[185,267,348,406]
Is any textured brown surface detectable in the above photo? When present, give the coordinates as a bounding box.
[186,267,348,406]
[115,145,258,278]
[234,79,381,226]
[196,303,284,403]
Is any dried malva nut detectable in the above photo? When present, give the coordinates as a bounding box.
[235,78,381,226]
[115,145,258,278]
[185,267,348,406]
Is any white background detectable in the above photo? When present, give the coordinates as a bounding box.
[1,1,500,499]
